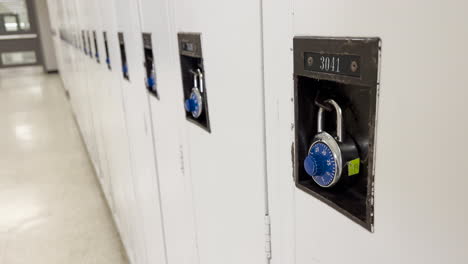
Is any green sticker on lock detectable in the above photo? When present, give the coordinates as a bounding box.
[348,158,360,176]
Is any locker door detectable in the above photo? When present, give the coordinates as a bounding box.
[84,0,116,209]
[135,0,199,263]
[172,0,269,263]
[111,0,167,264]
[66,2,86,141]
[72,0,101,173]
[263,1,468,264]
[81,0,108,187]
[94,0,141,262]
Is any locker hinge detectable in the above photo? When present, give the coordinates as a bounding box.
[265,214,272,260]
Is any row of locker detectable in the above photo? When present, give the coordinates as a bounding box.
[47,0,267,264]
[46,0,468,263]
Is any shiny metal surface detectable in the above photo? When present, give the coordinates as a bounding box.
[316,99,343,142]
[197,68,204,93]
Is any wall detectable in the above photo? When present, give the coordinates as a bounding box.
[35,0,57,72]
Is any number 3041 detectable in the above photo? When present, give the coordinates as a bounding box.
[320,56,340,73]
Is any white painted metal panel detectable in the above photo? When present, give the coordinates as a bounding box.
[71,0,100,174]
[135,0,199,263]
[264,1,468,264]
[173,0,268,263]
[112,0,167,264]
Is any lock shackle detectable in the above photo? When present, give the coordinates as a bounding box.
[197,68,204,93]
[189,68,204,93]
[317,99,343,142]
[191,70,198,88]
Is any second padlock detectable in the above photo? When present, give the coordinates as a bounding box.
[185,69,204,118]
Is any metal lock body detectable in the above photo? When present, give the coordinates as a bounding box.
[145,68,156,90]
[304,99,359,187]
[122,64,129,76]
[185,69,204,118]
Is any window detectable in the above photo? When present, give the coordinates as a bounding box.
[1,50,36,65]
[0,0,31,32]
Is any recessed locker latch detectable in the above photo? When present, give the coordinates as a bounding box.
[118,32,129,80]
[93,30,100,63]
[103,31,111,70]
[142,33,158,98]
[177,33,211,132]
[86,30,93,59]
[293,36,380,232]
[81,30,87,55]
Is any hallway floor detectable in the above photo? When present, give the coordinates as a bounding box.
[0,67,128,264]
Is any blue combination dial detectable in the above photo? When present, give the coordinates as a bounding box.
[146,75,156,90]
[304,142,337,187]
[185,88,202,118]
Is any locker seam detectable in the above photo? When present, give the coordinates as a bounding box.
[259,0,272,262]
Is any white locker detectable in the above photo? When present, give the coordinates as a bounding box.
[47,1,468,264]
[170,0,270,263]
[111,0,167,264]
[93,1,141,261]
[263,1,468,264]
[48,0,144,262]
[80,0,112,196]
[135,0,199,263]
[70,0,100,173]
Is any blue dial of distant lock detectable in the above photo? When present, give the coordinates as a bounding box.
[185,93,200,114]
[304,142,337,187]
[146,76,155,89]
[191,93,200,113]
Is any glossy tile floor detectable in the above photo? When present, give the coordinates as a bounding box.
[0,67,128,264]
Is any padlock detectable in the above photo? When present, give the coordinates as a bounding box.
[303,99,359,187]
[145,66,156,91]
[185,69,203,118]
[146,70,156,90]
[122,63,128,75]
